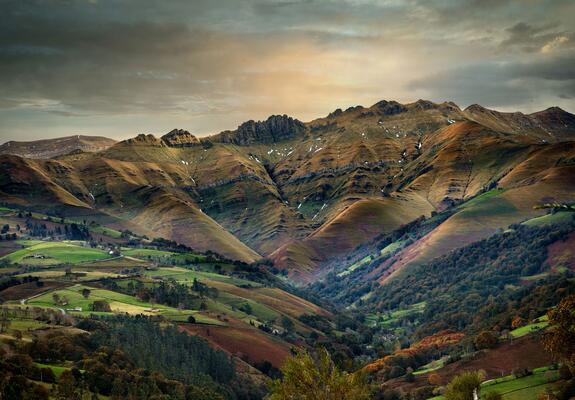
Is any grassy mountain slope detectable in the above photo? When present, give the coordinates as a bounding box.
[1,99,574,278]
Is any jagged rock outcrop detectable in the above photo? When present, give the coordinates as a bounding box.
[371,100,408,115]
[120,134,164,146]
[213,115,306,145]
[161,129,201,147]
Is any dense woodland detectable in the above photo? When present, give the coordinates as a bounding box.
[366,220,575,336]
[0,314,261,400]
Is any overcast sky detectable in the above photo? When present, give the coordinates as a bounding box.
[1,0,574,142]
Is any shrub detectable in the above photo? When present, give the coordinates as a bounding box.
[90,300,112,312]
[484,392,502,400]
[512,368,532,378]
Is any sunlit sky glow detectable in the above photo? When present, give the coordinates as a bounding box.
[0,0,574,141]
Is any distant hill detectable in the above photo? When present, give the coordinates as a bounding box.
[0,135,116,159]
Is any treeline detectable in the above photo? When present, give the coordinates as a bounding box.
[24,220,91,240]
[365,220,575,336]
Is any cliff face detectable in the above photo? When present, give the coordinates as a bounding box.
[213,115,306,145]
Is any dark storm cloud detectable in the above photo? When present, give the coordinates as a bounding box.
[0,0,574,141]
[409,54,575,109]
[500,22,574,53]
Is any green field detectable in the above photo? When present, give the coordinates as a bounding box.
[338,255,373,277]
[522,211,574,227]
[90,225,123,238]
[428,367,559,400]
[26,284,222,325]
[214,291,280,322]
[16,269,123,281]
[8,318,49,330]
[414,356,448,375]
[520,272,549,282]
[121,248,176,258]
[34,362,71,378]
[380,239,407,256]
[144,267,262,287]
[0,206,123,239]
[15,240,47,247]
[141,267,280,323]
[366,302,426,328]
[457,188,506,211]
[481,367,559,400]
[510,315,549,338]
[2,241,110,265]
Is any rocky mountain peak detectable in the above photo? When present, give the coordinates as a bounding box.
[161,129,200,147]
[370,100,408,116]
[214,115,305,145]
[121,133,164,146]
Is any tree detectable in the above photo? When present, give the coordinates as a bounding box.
[187,315,196,323]
[82,288,91,299]
[543,295,575,373]
[474,331,498,350]
[0,307,10,333]
[511,316,525,329]
[281,316,295,334]
[444,371,484,400]
[53,370,79,400]
[90,300,111,312]
[268,348,370,400]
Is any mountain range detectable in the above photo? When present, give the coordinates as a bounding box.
[1,99,574,285]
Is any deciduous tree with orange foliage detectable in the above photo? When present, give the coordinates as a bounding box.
[543,295,575,373]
